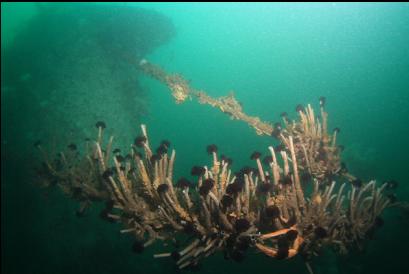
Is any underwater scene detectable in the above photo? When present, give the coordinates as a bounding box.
[2,2,409,274]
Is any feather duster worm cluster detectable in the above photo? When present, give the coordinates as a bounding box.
[35,100,395,271]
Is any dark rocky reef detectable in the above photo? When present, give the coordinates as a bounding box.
[2,3,175,153]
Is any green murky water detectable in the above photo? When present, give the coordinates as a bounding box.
[2,3,409,274]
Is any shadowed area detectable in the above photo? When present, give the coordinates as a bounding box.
[1,3,175,274]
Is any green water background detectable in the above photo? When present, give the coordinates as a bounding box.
[2,3,409,274]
